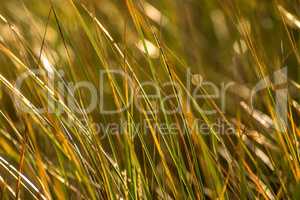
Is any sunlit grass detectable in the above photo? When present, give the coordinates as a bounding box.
[0,0,299,199]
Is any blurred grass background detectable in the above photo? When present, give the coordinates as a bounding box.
[0,0,300,199]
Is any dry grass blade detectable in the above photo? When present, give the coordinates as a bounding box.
[0,156,47,200]
[278,5,300,29]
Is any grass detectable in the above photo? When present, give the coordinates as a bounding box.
[0,0,300,199]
